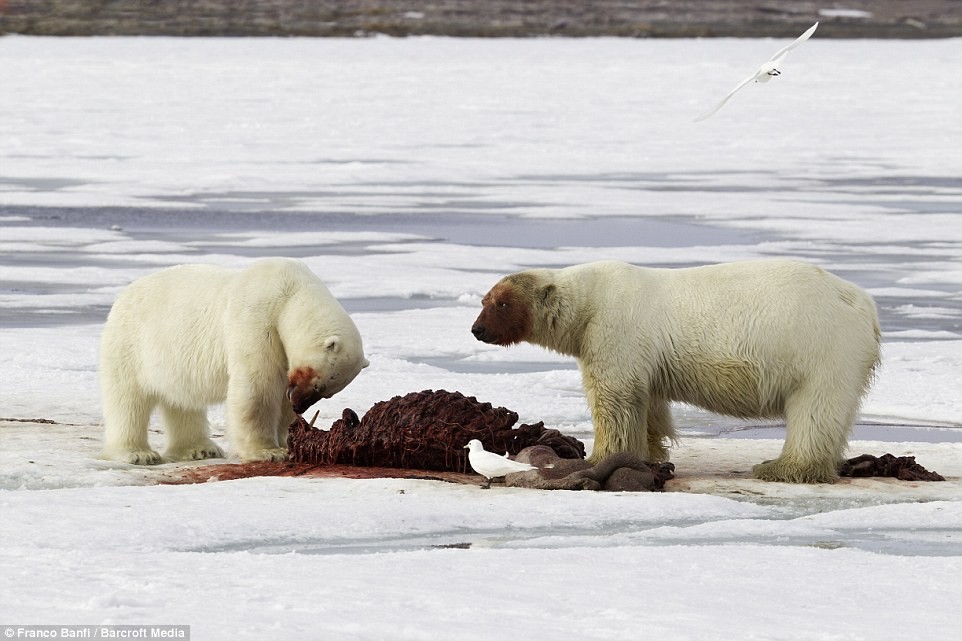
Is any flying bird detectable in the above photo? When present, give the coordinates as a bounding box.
[463,439,537,488]
[695,22,819,122]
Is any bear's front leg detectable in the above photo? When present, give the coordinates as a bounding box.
[226,378,288,462]
[582,370,652,465]
[645,398,677,463]
[275,403,295,450]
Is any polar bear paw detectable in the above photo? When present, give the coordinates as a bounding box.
[752,458,838,484]
[116,449,164,465]
[240,447,289,463]
[167,441,225,462]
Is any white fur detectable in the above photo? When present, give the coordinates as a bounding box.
[500,259,880,483]
[99,258,367,464]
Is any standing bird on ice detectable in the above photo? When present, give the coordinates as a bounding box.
[463,439,537,488]
[695,22,818,121]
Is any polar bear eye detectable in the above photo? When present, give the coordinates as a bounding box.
[497,302,509,309]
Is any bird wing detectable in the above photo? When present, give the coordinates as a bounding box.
[695,22,818,122]
[507,460,537,472]
[470,451,536,476]
[769,22,818,63]
[694,70,759,121]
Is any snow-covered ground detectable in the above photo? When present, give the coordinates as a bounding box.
[1,36,961,639]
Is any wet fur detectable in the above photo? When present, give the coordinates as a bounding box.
[473,260,881,483]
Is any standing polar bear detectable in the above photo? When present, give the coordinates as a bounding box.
[472,259,880,483]
[100,258,368,465]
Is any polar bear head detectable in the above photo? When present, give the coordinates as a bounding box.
[471,270,564,346]
[472,268,589,357]
[277,279,369,415]
[287,334,369,414]
[472,279,532,346]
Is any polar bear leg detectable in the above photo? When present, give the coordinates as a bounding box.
[161,404,225,462]
[646,398,677,462]
[585,377,651,465]
[226,378,288,462]
[101,387,162,465]
[275,404,295,450]
[753,380,855,483]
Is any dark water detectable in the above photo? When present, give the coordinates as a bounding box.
[708,421,962,444]
[0,205,754,326]
[5,203,753,249]
[4,204,962,338]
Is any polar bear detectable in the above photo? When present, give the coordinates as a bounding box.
[471,259,880,483]
[100,258,368,465]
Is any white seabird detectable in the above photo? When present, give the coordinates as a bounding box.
[463,439,537,488]
[695,21,819,122]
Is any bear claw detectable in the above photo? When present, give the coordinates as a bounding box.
[240,447,289,463]
[167,442,225,462]
[121,449,163,465]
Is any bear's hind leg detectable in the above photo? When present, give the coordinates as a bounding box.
[161,404,225,462]
[752,381,855,483]
[101,387,162,465]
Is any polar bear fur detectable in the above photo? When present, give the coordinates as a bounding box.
[471,259,880,483]
[100,258,368,465]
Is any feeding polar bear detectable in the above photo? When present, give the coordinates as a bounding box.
[472,259,880,483]
[100,258,368,465]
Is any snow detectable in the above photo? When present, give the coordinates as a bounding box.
[1,35,961,639]
[819,9,873,19]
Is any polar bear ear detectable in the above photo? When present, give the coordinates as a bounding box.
[539,284,556,305]
[362,358,370,369]
[325,336,340,352]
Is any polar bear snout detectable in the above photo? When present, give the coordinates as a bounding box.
[288,382,326,415]
[472,313,526,346]
[287,367,329,415]
[472,282,532,346]
[471,322,497,344]
[472,316,517,345]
